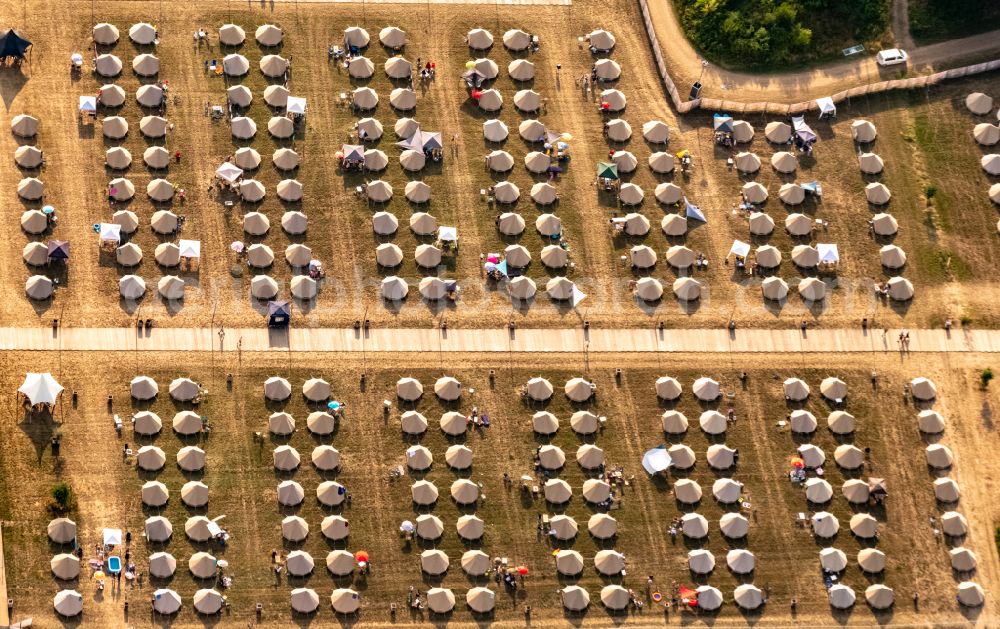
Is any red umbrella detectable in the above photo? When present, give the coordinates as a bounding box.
[355,550,369,562]
[516,566,528,575]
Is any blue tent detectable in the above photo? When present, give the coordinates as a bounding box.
[641,446,671,474]
[684,197,706,222]
[267,300,290,327]
[0,29,31,60]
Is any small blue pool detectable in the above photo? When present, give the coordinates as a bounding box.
[107,556,122,574]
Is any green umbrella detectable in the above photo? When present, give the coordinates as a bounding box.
[596,162,618,179]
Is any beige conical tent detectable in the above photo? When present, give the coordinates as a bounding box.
[974,123,1000,146]
[645,153,674,176]
[467,28,494,49]
[415,513,443,540]
[322,515,350,540]
[823,411,854,437]
[104,146,131,170]
[380,26,407,49]
[412,480,439,505]
[749,212,774,236]
[219,23,246,46]
[483,119,508,142]
[798,443,826,468]
[185,516,213,541]
[790,410,817,433]
[268,116,294,140]
[865,584,894,610]
[730,119,753,143]
[880,244,906,269]
[795,277,824,302]
[267,147,298,172]
[600,584,629,610]
[247,243,275,268]
[887,276,913,301]
[472,57,499,79]
[177,446,206,471]
[181,481,209,507]
[290,588,319,613]
[555,549,584,575]
[390,87,417,111]
[312,445,341,471]
[145,515,172,542]
[132,411,162,436]
[805,477,832,503]
[305,412,335,437]
[326,550,356,577]
[447,444,474,470]
[508,58,534,81]
[139,116,169,139]
[595,550,626,576]
[10,113,38,138]
[538,246,567,270]
[133,54,160,77]
[261,55,290,77]
[851,119,877,143]
[783,377,810,400]
[926,443,954,469]
[771,151,797,173]
[859,152,884,174]
[128,22,156,44]
[564,377,594,402]
[262,84,290,108]
[108,178,135,201]
[544,478,572,503]
[93,21,120,44]
[666,245,695,269]
[48,517,77,544]
[784,212,812,236]
[142,480,169,507]
[17,177,43,200]
[673,478,702,504]
[566,411,597,435]
[917,409,945,433]
[699,410,727,435]
[156,275,184,300]
[583,514,616,540]
[51,553,81,580]
[22,242,48,266]
[725,548,755,574]
[282,211,307,232]
[966,92,993,114]
[595,58,621,81]
[282,515,309,542]
[850,512,879,539]
[560,586,590,611]
[535,213,562,237]
[735,152,761,173]
[634,277,663,301]
[760,276,788,301]
[478,89,503,111]
[507,273,535,298]
[343,25,370,47]
[950,547,977,572]
[194,589,225,614]
[272,445,300,471]
[403,181,431,205]
[525,150,552,173]
[112,210,139,234]
[267,411,295,436]
[811,511,839,537]
[415,244,442,268]
[835,444,865,470]
[715,481,745,506]
[623,213,650,236]
[421,549,450,575]
[600,88,626,111]
[546,276,575,300]
[348,55,374,78]
[426,588,455,614]
[642,120,669,143]
[582,479,612,504]
[53,590,84,617]
[316,481,346,507]
[223,53,250,76]
[791,245,819,268]
[629,245,657,269]
[855,548,886,575]
[982,154,1000,175]
[496,212,525,236]
[284,243,312,267]
[777,182,804,205]
[576,443,605,470]
[672,277,700,301]
[911,376,937,400]
[145,178,174,202]
[545,514,577,541]
[142,145,169,169]
[375,243,403,268]
[466,587,495,613]
[755,244,781,268]
[503,28,531,50]
[189,551,219,578]
[97,83,126,107]
[439,411,467,436]
[606,119,632,142]
[95,53,123,77]
[243,211,269,236]
[15,144,43,169]
[691,376,719,401]
[866,182,891,204]
[819,547,847,572]
[250,276,278,300]
[228,117,256,142]
[829,584,856,610]
[381,276,408,301]
[530,411,558,436]
[706,444,735,469]
[957,582,985,606]
[734,584,763,610]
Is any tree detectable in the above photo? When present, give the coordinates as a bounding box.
[51,482,73,512]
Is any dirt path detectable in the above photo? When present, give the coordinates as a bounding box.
[644,0,1000,104]
[891,0,915,50]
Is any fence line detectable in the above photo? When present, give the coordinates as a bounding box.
[635,0,1000,115]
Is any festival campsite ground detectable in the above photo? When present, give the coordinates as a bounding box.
[0,0,999,331]
[0,349,998,627]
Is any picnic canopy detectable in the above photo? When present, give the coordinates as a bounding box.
[19,372,63,406]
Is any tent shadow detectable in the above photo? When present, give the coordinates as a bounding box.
[0,66,28,111]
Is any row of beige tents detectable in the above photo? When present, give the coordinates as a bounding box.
[915,379,983,599]
[376,274,588,303]
[968,94,1000,209]
[11,115,56,299]
[100,115,170,140]
[90,52,162,78]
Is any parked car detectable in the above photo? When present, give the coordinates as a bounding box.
[876,48,909,66]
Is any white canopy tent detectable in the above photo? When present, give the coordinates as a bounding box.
[19,373,64,406]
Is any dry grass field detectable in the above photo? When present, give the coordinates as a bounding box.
[0,0,998,331]
[0,349,998,627]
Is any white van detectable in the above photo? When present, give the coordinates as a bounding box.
[876,48,909,66]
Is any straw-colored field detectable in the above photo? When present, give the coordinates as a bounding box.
[1,349,998,627]
[0,0,999,331]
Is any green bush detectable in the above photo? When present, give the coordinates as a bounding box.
[676,0,889,69]
[51,482,73,511]
[981,368,994,389]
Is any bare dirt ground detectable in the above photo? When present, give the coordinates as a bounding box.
[0,0,998,332]
[0,349,998,627]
